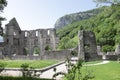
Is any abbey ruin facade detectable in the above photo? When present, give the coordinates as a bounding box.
[2,18,59,56]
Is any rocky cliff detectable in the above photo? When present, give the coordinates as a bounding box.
[54,7,104,29]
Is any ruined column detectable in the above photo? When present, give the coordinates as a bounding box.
[78,30,99,61]
[78,30,85,60]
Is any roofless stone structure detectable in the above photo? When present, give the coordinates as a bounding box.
[3,18,59,56]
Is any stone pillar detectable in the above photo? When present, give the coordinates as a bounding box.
[78,30,85,60]
[78,30,99,61]
[115,45,120,55]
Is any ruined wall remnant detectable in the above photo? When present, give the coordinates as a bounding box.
[4,18,23,55]
[78,30,99,61]
[11,49,72,60]
[115,45,120,55]
[3,18,59,56]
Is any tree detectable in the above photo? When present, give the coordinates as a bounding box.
[0,0,7,36]
[93,0,120,5]
[0,0,7,20]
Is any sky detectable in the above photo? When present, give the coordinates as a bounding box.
[1,0,98,30]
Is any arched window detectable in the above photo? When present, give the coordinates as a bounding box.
[14,32,16,36]
[23,47,29,55]
[33,46,40,56]
[25,32,27,37]
[36,31,38,37]
[47,30,50,35]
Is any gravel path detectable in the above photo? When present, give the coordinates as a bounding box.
[84,60,110,66]
[40,63,67,79]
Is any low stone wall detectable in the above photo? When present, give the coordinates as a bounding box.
[105,55,120,60]
[11,55,42,60]
[43,50,71,60]
[98,54,120,60]
[11,49,71,60]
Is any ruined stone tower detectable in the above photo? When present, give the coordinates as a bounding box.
[78,30,98,61]
[3,18,59,56]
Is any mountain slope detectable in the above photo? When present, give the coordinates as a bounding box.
[57,4,120,52]
[54,7,104,29]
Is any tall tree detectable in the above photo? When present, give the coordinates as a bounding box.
[0,0,7,20]
[0,0,7,36]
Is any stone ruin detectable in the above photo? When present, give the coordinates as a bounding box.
[97,45,120,60]
[0,18,71,60]
[78,30,120,61]
[2,18,59,56]
[0,18,120,61]
[78,30,99,61]
[0,18,100,61]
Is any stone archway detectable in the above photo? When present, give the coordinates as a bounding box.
[33,46,40,56]
[23,47,29,55]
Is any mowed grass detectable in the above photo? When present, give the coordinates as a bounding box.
[0,60,59,68]
[82,61,120,80]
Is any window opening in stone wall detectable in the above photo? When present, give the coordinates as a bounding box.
[47,30,50,35]
[7,39,9,44]
[33,46,40,56]
[25,32,27,37]
[23,47,29,55]
[12,48,17,56]
[36,31,38,37]
[45,45,52,51]
[13,32,16,36]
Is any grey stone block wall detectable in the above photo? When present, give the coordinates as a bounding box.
[3,18,59,56]
[78,30,99,61]
[11,49,71,60]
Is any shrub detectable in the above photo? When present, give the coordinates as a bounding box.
[102,45,114,52]
[0,61,6,73]
[53,59,94,80]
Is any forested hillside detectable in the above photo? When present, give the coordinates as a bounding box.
[57,4,120,52]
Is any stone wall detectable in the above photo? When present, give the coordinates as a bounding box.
[78,30,99,61]
[43,50,71,60]
[3,18,59,56]
[11,50,71,60]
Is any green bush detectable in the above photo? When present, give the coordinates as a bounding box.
[71,51,78,56]
[45,45,52,51]
[102,45,114,52]
[20,63,30,77]
[0,61,6,73]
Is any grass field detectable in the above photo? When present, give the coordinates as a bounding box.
[0,60,59,68]
[82,61,120,80]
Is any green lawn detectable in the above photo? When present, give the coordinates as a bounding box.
[0,60,59,68]
[82,61,120,80]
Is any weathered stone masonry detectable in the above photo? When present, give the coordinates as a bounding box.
[1,18,119,61]
[3,18,59,56]
[78,30,99,61]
